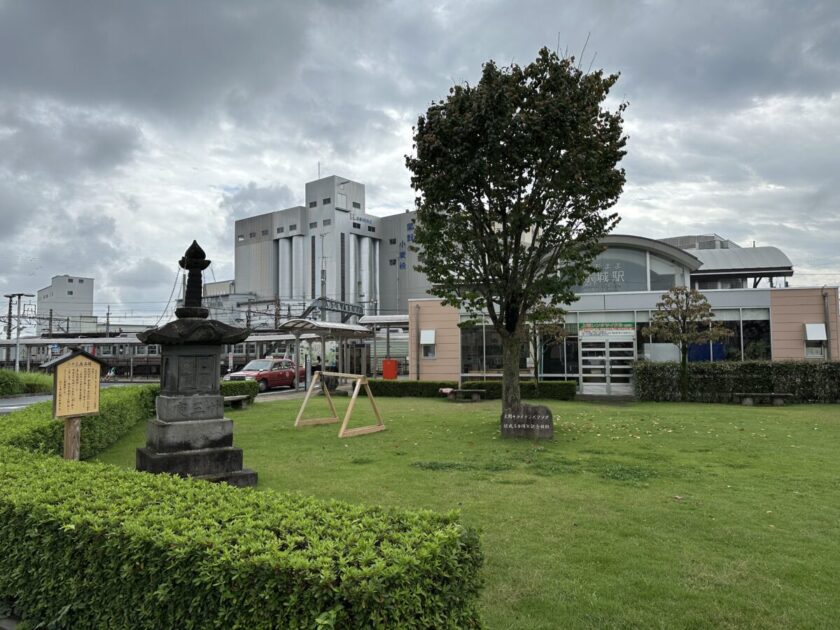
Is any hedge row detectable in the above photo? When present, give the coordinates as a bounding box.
[0,385,484,627]
[0,369,53,397]
[635,361,840,403]
[366,379,458,397]
[0,385,157,459]
[462,380,577,401]
[219,379,259,401]
[0,448,483,628]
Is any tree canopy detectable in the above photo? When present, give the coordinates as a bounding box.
[643,286,733,400]
[406,47,627,409]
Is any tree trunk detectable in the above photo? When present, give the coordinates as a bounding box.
[501,333,522,411]
[679,345,689,402]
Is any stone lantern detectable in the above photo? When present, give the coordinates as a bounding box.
[136,241,256,486]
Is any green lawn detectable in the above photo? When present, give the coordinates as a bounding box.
[96,396,840,629]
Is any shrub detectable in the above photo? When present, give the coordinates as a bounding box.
[0,447,483,629]
[17,371,53,394]
[367,379,458,397]
[0,385,157,459]
[461,380,577,401]
[220,379,259,401]
[635,361,840,403]
[0,370,22,397]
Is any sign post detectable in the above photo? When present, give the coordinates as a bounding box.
[43,350,105,461]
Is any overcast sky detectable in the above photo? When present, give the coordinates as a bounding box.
[1,0,838,325]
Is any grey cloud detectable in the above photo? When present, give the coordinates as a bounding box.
[0,0,312,121]
[110,257,173,289]
[0,102,142,180]
[219,182,298,222]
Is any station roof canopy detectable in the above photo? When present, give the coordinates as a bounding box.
[358,315,410,326]
[692,246,794,278]
[272,318,371,339]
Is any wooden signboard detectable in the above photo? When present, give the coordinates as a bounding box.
[43,350,105,460]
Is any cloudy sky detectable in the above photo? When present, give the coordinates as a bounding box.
[1,0,838,326]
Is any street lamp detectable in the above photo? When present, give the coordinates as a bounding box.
[4,292,35,372]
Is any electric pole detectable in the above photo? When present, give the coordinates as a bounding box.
[48,308,53,337]
[4,293,35,372]
[105,305,111,338]
[4,295,11,366]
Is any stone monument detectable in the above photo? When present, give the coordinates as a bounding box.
[136,241,257,486]
[501,402,554,439]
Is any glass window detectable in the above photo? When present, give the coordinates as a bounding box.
[277,227,284,233]
[309,222,317,229]
[542,339,565,374]
[422,344,436,358]
[743,319,771,360]
[323,219,331,226]
[805,341,825,359]
[322,197,331,205]
[483,327,528,371]
[389,259,397,266]
[650,255,685,291]
[67,290,73,295]
[249,232,256,238]
[352,222,361,229]
[389,238,397,245]
[367,226,375,232]
[237,235,244,242]
[289,224,297,231]
[352,201,361,209]
[575,247,647,293]
[461,325,484,374]
[309,201,317,208]
[79,279,84,283]
[261,229,268,236]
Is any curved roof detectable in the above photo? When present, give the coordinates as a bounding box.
[600,234,703,271]
[690,246,793,277]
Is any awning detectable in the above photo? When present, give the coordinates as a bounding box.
[804,323,827,341]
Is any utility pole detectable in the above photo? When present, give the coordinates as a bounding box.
[274,296,280,330]
[4,295,11,367]
[105,305,111,338]
[48,308,53,337]
[4,293,35,372]
[245,305,252,362]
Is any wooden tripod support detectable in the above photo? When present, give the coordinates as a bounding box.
[295,371,385,438]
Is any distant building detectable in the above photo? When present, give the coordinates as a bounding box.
[225,175,430,324]
[36,275,95,334]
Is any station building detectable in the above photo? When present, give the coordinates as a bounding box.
[224,177,839,394]
[407,234,839,395]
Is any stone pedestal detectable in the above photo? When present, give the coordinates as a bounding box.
[136,329,256,487]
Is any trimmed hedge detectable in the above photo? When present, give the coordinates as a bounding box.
[367,379,458,397]
[461,380,577,401]
[220,379,259,402]
[0,369,53,397]
[0,385,157,459]
[0,448,483,628]
[635,361,840,403]
[0,384,485,627]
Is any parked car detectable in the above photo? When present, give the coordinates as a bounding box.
[222,358,306,393]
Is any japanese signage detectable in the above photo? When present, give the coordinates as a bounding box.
[579,322,636,338]
[53,354,101,418]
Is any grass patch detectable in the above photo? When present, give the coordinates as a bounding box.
[96,396,840,630]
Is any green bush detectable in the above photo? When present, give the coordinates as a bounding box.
[461,380,577,401]
[0,370,21,396]
[0,385,157,459]
[17,371,53,394]
[220,379,259,401]
[367,379,458,397]
[635,361,840,403]
[0,447,483,629]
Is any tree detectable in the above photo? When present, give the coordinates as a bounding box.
[643,287,733,401]
[406,48,627,411]
[527,303,568,385]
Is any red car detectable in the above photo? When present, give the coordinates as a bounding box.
[223,358,306,393]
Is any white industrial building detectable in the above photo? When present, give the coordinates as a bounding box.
[36,275,96,334]
[211,175,432,326]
